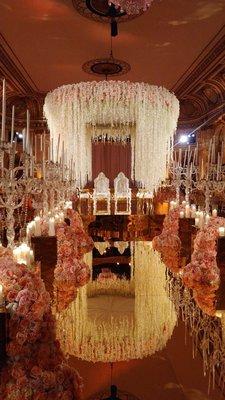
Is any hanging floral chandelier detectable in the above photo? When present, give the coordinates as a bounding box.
[109,0,154,15]
[44,81,179,191]
[55,242,177,362]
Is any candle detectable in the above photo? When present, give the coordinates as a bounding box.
[180,211,185,218]
[0,283,4,305]
[218,227,225,237]
[29,250,34,264]
[1,78,6,142]
[20,243,29,260]
[22,128,26,152]
[10,105,15,144]
[170,201,176,210]
[48,217,55,236]
[42,157,46,181]
[212,209,217,217]
[199,212,204,229]
[34,134,38,162]
[185,204,191,218]
[34,216,42,236]
[59,212,64,222]
[191,204,196,218]
[195,217,199,227]
[205,214,210,225]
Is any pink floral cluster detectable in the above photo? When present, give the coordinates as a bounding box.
[152,206,182,273]
[182,217,223,316]
[0,247,83,400]
[54,210,94,311]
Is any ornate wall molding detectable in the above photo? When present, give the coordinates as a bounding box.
[173,26,225,129]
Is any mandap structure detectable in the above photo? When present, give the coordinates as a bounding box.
[44,80,179,191]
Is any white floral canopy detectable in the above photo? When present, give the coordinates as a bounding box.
[44,80,179,191]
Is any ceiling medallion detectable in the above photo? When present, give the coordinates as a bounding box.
[72,0,143,23]
[82,54,131,78]
[109,0,154,15]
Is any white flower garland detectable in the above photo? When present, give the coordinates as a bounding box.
[44,81,179,191]
[55,242,177,362]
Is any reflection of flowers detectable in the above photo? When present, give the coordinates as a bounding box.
[54,210,93,311]
[183,217,223,316]
[97,268,117,281]
[152,206,182,273]
[0,250,83,399]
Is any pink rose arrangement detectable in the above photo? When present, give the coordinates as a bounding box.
[152,206,183,273]
[182,217,224,316]
[0,251,83,400]
[54,210,93,311]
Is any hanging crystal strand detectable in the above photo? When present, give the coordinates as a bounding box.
[42,185,49,216]
[19,194,29,242]
[0,144,4,177]
[49,187,55,213]
[59,186,65,211]
[205,183,210,214]
[6,198,15,248]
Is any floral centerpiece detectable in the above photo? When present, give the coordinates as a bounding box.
[54,210,94,311]
[152,206,182,273]
[182,217,224,315]
[0,246,83,400]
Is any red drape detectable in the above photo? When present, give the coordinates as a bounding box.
[92,142,131,187]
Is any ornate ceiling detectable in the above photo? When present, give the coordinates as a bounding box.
[0,0,224,132]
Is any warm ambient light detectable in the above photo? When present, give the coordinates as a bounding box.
[179,134,189,144]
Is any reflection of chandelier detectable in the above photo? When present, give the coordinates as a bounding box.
[44,81,179,190]
[109,0,154,15]
[55,242,177,362]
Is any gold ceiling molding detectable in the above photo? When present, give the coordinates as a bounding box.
[173,26,225,128]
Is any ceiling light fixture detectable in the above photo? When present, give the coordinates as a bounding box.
[109,0,154,15]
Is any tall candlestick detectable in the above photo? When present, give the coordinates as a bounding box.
[43,132,46,160]
[1,78,6,142]
[10,105,15,144]
[22,128,26,152]
[56,134,60,163]
[51,138,54,162]
[26,110,30,154]
[62,141,64,180]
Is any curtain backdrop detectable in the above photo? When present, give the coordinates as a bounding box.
[92,142,131,187]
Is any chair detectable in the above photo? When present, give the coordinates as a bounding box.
[114,172,131,215]
[93,172,110,215]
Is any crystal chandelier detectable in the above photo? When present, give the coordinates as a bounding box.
[109,0,154,15]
